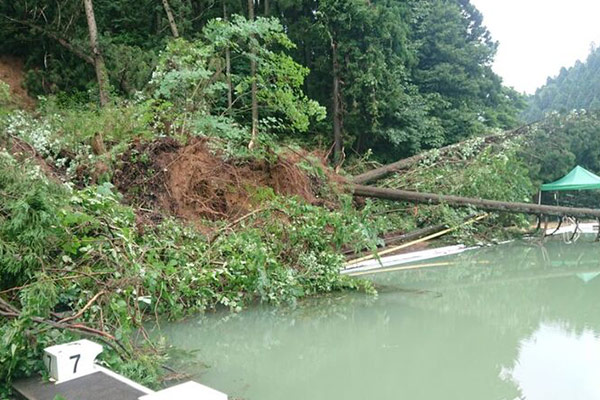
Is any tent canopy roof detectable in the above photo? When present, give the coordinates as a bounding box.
[541,166,600,191]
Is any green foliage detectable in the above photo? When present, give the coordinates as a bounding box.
[149,38,221,113]
[192,114,275,161]
[1,0,524,159]
[386,136,533,202]
[0,151,380,391]
[0,151,66,287]
[104,41,158,95]
[2,99,155,184]
[367,135,535,237]
[150,16,325,137]
[525,44,600,122]
[0,80,10,107]
[38,98,155,145]
[410,0,525,144]
[275,0,440,157]
[521,110,600,186]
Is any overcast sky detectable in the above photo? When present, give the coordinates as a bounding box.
[471,0,600,94]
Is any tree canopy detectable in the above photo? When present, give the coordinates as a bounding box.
[525,44,600,122]
[0,0,524,160]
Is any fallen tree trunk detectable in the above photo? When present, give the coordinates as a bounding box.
[353,185,600,219]
[353,124,533,184]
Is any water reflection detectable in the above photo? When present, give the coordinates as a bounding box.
[154,238,600,400]
[503,323,600,400]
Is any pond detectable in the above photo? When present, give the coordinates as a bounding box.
[154,237,600,400]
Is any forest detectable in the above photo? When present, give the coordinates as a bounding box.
[525,44,600,122]
[0,0,526,160]
[0,0,597,394]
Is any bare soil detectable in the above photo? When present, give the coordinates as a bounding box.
[0,56,36,110]
[114,137,344,226]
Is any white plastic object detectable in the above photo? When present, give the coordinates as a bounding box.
[43,339,103,383]
[138,381,228,400]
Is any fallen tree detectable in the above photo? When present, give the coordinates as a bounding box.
[352,124,534,184]
[352,184,600,219]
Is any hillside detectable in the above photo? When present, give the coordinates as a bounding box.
[524,45,600,122]
[0,56,35,109]
[0,0,524,161]
[0,0,537,395]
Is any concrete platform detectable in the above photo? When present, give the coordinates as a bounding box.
[545,222,598,236]
[13,339,227,400]
[13,369,152,400]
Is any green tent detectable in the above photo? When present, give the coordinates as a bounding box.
[541,166,600,191]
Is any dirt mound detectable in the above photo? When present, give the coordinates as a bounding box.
[0,56,35,110]
[114,138,341,224]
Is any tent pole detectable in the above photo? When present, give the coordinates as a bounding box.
[536,191,542,231]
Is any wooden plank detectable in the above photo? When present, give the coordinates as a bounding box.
[352,185,600,219]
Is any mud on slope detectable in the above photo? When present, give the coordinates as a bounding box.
[114,137,343,224]
[0,56,35,110]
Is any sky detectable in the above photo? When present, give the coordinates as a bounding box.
[470,0,600,94]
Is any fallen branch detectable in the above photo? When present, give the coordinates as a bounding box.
[0,306,116,341]
[0,294,133,358]
[0,15,94,65]
[59,290,106,324]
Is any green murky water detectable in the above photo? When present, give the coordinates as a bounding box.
[156,238,600,400]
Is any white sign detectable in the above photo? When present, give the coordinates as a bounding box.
[44,339,103,383]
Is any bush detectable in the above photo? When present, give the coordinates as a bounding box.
[0,151,66,287]
[0,151,379,392]
[0,80,10,107]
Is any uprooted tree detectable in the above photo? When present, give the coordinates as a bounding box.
[353,124,536,184]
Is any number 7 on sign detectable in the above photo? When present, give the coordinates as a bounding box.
[70,354,81,374]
